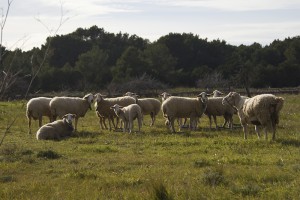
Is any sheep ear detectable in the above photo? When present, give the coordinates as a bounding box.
[207,93,212,96]
[62,114,67,119]
[110,106,115,109]
[72,114,77,118]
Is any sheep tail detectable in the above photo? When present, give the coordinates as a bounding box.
[270,97,284,125]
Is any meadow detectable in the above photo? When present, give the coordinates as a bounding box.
[0,94,299,199]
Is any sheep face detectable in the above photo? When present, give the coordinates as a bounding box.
[159,92,171,101]
[110,104,124,117]
[62,114,76,125]
[84,93,95,110]
[197,92,209,103]
[94,93,106,103]
[222,92,239,107]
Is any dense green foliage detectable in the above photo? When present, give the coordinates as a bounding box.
[1,25,300,96]
[0,94,299,199]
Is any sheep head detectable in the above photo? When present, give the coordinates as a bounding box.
[222,92,240,107]
[83,93,95,110]
[110,104,124,117]
[197,92,210,104]
[62,113,76,125]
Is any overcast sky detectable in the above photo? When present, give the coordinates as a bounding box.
[2,0,300,50]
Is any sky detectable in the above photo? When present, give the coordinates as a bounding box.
[1,0,300,51]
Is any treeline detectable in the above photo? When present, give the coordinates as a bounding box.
[1,25,300,97]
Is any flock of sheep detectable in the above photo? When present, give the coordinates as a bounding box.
[26,90,284,141]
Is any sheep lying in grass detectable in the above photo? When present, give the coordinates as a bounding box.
[161,92,209,133]
[124,93,161,126]
[94,94,136,131]
[110,104,142,133]
[222,92,284,140]
[36,114,76,140]
[49,93,94,131]
[26,97,52,134]
[205,97,235,130]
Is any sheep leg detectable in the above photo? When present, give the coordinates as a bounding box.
[137,117,142,133]
[38,116,43,127]
[213,115,218,129]
[150,112,155,126]
[208,115,212,130]
[103,118,108,129]
[28,117,32,134]
[229,117,233,130]
[169,117,176,133]
[242,123,248,139]
[255,125,261,139]
[271,120,276,141]
[74,118,78,131]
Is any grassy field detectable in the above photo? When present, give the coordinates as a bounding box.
[0,94,299,199]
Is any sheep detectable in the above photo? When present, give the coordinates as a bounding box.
[26,97,52,134]
[161,92,209,133]
[94,94,136,131]
[159,92,188,127]
[211,90,224,97]
[49,93,94,131]
[222,92,284,140]
[159,92,171,102]
[110,104,142,133]
[204,97,235,130]
[124,93,161,126]
[36,113,76,140]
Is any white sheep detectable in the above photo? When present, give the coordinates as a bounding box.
[36,113,76,140]
[26,97,52,134]
[159,92,189,127]
[204,97,235,130]
[222,92,284,140]
[94,94,136,131]
[110,104,142,133]
[211,90,224,97]
[49,93,94,131]
[161,92,209,133]
[124,93,161,126]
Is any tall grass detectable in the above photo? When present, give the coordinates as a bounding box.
[0,94,299,199]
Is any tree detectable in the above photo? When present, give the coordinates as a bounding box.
[75,46,112,89]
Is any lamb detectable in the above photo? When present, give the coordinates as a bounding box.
[26,97,52,134]
[110,104,142,133]
[94,94,136,131]
[161,92,209,133]
[222,92,284,140]
[36,113,76,140]
[124,93,161,126]
[204,97,235,130]
[49,93,94,131]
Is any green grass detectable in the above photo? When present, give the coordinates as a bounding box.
[0,94,299,199]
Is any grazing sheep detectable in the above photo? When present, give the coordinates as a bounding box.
[204,97,235,130]
[222,92,284,140]
[49,93,94,131]
[36,114,76,140]
[26,97,52,134]
[94,94,136,131]
[110,104,142,133]
[161,92,209,133]
[124,93,161,126]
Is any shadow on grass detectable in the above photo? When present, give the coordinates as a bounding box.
[277,138,300,147]
[74,131,100,138]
